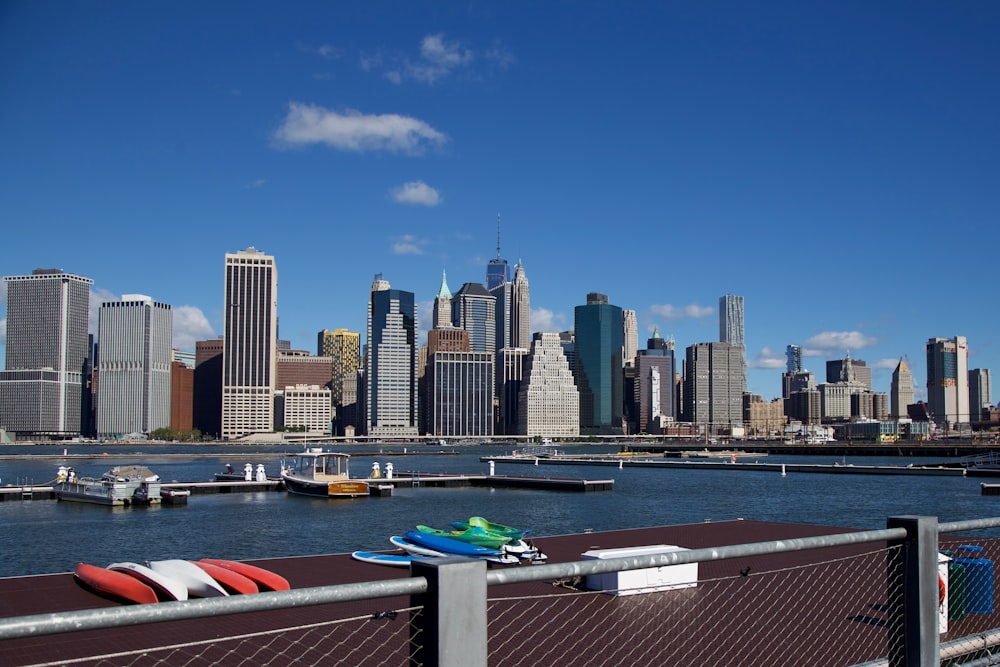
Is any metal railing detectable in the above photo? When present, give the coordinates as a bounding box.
[3,515,999,666]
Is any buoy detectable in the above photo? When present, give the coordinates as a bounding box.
[619,460,623,469]
[781,464,786,477]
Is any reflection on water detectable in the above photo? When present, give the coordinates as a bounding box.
[1,444,997,577]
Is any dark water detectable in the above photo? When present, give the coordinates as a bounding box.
[1,444,998,578]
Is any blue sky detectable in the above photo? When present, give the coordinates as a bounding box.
[2,1,998,401]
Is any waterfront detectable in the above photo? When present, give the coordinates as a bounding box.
[2,443,998,578]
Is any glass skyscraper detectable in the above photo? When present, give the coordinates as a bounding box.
[574,292,624,435]
[366,274,419,437]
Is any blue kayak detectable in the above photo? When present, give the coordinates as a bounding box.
[351,551,434,567]
[403,530,505,558]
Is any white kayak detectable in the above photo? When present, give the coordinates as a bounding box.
[107,561,189,601]
[147,559,229,597]
[389,535,519,565]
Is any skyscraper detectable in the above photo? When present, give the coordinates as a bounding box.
[321,328,361,434]
[786,345,802,373]
[969,368,992,422]
[623,309,638,368]
[0,269,92,437]
[719,294,746,393]
[426,350,494,437]
[96,295,172,438]
[683,341,743,429]
[517,332,579,438]
[890,358,914,419]
[574,292,624,435]
[635,327,675,432]
[366,274,419,437]
[490,260,531,435]
[926,336,970,428]
[485,213,509,291]
[509,260,531,350]
[433,271,453,329]
[222,247,277,440]
[452,283,496,353]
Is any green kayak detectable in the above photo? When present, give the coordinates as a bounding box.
[414,524,511,549]
[450,516,530,541]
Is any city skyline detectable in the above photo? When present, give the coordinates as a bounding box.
[2,3,999,402]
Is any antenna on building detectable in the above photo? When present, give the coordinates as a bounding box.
[496,212,502,260]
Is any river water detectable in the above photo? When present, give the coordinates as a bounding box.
[1,443,997,578]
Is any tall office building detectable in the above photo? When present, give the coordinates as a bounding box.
[485,213,509,291]
[96,295,172,438]
[926,336,970,427]
[490,260,530,435]
[969,368,993,422]
[222,247,277,440]
[574,292,624,435]
[623,309,638,368]
[683,341,743,429]
[320,329,361,434]
[890,358,914,419]
[366,274,419,437]
[786,345,802,373]
[0,269,92,437]
[510,261,530,350]
[193,339,223,438]
[635,328,675,432]
[826,353,872,391]
[426,350,494,437]
[452,283,496,353]
[517,333,580,438]
[719,295,746,393]
[433,271,453,329]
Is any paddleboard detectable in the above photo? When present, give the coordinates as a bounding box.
[108,561,189,601]
[351,551,434,567]
[74,563,159,605]
[198,558,291,591]
[389,535,449,557]
[147,559,229,598]
[191,560,259,595]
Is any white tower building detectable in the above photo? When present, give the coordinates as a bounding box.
[96,295,172,438]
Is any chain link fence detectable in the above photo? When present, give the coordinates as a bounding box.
[4,516,1000,666]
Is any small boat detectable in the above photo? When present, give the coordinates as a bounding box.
[107,562,188,601]
[450,516,531,541]
[198,558,291,591]
[191,561,259,595]
[281,449,369,498]
[351,551,435,567]
[415,524,511,550]
[147,559,229,598]
[404,530,512,559]
[74,563,159,605]
[55,465,162,507]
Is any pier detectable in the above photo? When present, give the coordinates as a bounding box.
[482,454,970,476]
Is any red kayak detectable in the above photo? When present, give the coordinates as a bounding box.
[74,563,159,605]
[198,559,290,591]
[191,561,259,595]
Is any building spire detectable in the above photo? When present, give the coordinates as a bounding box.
[437,269,452,299]
[496,212,502,260]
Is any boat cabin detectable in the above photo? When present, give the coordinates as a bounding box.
[291,450,351,481]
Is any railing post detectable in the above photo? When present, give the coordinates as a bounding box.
[410,557,487,667]
[886,516,939,667]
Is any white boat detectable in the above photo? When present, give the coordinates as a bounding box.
[281,449,369,498]
[107,562,188,601]
[147,559,229,598]
[54,465,162,506]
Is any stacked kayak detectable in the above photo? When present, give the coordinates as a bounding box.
[352,517,546,567]
[73,558,290,604]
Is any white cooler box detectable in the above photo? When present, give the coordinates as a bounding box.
[581,544,698,596]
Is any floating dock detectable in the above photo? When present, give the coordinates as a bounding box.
[482,454,968,477]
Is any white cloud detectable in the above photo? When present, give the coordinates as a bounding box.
[802,331,878,356]
[366,34,511,85]
[88,287,118,335]
[244,178,266,189]
[531,308,567,333]
[650,303,714,320]
[751,346,787,369]
[872,357,902,369]
[172,306,216,351]
[391,235,428,255]
[273,103,447,154]
[407,33,474,83]
[390,181,442,206]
